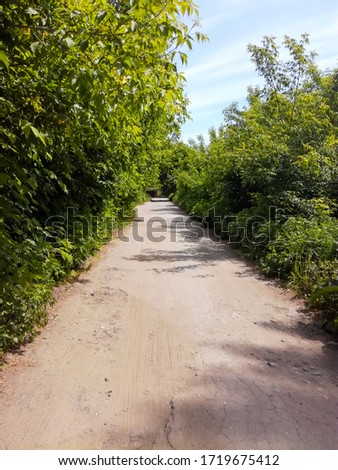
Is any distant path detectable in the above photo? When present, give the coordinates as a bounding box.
[0,200,337,449]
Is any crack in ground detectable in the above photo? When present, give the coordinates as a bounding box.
[164,398,175,450]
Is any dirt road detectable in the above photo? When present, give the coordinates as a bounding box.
[0,200,337,450]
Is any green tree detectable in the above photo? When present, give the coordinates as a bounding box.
[0,0,206,352]
[172,35,338,327]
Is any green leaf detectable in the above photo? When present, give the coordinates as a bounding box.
[0,174,10,186]
[19,120,46,145]
[20,119,31,137]
[70,10,81,19]
[0,126,17,144]
[0,50,9,71]
[64,38,75,48]
[73,103,82,112]
[309,284,338,303]
[179,52,188,65]
[97,9,107,23]
[30,42,40,53]
[31,126,47,146]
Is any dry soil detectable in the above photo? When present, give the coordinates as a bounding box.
[0,200,337,449]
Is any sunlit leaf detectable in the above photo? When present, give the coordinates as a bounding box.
[31,126,47,146]
[97,9,107,23]
[0,50,9,70]
[26,7,38,16]
[30,42,40,53]
[64,37,75,48]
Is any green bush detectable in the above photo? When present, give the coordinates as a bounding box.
[167,35,338,329]
[261,215,338,291]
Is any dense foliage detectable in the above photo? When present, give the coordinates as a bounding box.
[0,0,206,352]
[162,36,338,329]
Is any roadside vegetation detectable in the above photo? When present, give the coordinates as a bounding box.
[0,0,206,352]
[159,36,338,330]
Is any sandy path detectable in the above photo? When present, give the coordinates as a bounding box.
[0,200,337,450]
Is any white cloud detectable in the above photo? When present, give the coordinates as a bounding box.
[185,49,251,80]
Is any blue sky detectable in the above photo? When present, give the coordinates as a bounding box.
[179,0,338,142]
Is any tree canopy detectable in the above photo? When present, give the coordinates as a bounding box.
[0,0,206,352]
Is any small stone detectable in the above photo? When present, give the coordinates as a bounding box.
[105,378,109,382]
[267,361,278,368]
